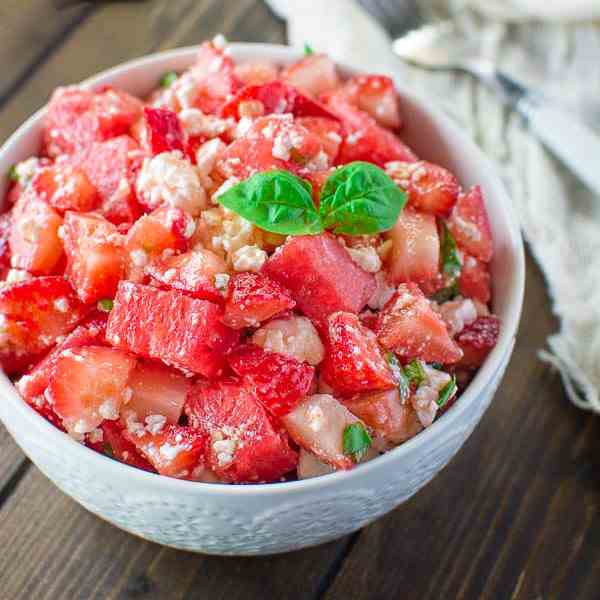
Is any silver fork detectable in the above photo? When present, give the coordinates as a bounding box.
[380,6,600,195]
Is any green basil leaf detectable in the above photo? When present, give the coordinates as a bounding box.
[342,423,372,463]
[440,222,461,279]
[216,170,323,235]
[319,162,406,235]
[97,298,114,312]
[430,281,460,304]
[437,375,457,407]
[404,359,425,388]
[160,71,178,88]
[385,352,411,403]
[304,42,314,55]
[7,165,19,182]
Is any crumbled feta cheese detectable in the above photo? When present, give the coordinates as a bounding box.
[99,400,119,420]
[15,157,41,184]
[214,272,230,294]
[306,404,325,432]
[412,366,453,427]
[195,138,226,186]
[437,297,477,336]
[304,150,330,171]
[179,108,233,139]
[232,244,267,272]
[159,442,186,461]
[5,269,31,284]
[346,130,364,145]
[53,297,69,313]
[368,272,396,310]
[212,33,227,49]
[145,414,167,435]
[233,117,254,139]
[346,245,381,273]
[129,249,149,268]
[212,177,240,201]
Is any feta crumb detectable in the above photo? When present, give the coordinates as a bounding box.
[231,245,267,272]
[52,297,69,313]
[437,297,477,336]
[346,245,381,273]
[214,272,230,294]
[129,249,149,268]
[159,442,186,461]
[99,400,119,420]
[368,272,396,310]
[212,33,227,49]
[346,130,364,145]
[412,366,453,427]
[145,414,167,435]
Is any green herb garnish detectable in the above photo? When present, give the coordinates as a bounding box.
[430,281,460,304]
[97,298,114,312]
[385,351,411,403]
[437,375,457,407]
[440,222,461,280]
[342,423,372,463]
[103,443,115,459]
[304,42,314,56]
[159,71,178,88]
[404,359,425,388]
[7,165,19,182]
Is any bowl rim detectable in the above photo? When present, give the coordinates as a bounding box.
[0,42,525,497]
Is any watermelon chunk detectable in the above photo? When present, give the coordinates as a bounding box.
[142,107,185,155]
[101,420,155,472]
[281,54,340,97]
[459,254,491,304]
[455,315,500,369]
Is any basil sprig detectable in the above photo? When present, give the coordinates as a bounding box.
[385,352,411,403]
[440,222,461,279]
[217,163,405,237]
[160,71,178,88]
[342,423,372,463]
[404,359,426,388]
[7,165,19,182]
[437,375,457,408]
[304,42,314,56]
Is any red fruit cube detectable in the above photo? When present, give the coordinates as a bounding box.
[185,378,298,483]
[101,421,155,472]
[228,344,315,417]
[49,345,136,434]
[375,283,463,364]
[146,249,226,303]
[321,311,395,395]
[448,185,493,262]
[44,86,142,157]
[295,117,342,164]
[264,233,376,323]
[75,135,144,225]
[63,211,125,303]
[142,107,185,155]
[9,189,64,274]
[0,212,12,273]
[282,393,360,470]
[386,209,440,285]
[281,54,340,97]
[234,61,279,86]
[459,254,491,304]
[223,271,295,329]
[31,164,99,214]
[106,282,239,378]
[124,424,206,478]
[343,388,422,446]
[455,315,500,369]
[126,360,192,424]
[0,276,89,374]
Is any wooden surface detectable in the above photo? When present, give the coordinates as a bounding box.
[1,2,599,599]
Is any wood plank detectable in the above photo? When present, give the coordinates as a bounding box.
[0,0,94,105]
[0,426,27,495]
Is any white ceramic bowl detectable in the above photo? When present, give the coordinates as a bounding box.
[0,44,524,555]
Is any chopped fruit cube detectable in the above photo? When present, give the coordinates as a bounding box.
[186,378,298,483]
[142,107,185,155]
[343,388,422,447]
[447,185,493,262]
[124,424,206,478]
[264,233,376,323]
[75,135,144,225]
[31,165,99,214]
[63,211,125,303]
[375,283,462,363]
[126,360,192,424]
[223,272,296,329]
[49,345,136,434]
[342,75,402,130]
[234,61,279,86]
[282,393,361,469]
[281,54,340,97]
[385,209,440,285]
[146,249,226,303]
[101,421,155,472]
[9,190,64,274]
[220,81,338,121]
[455,315,500,369]
[295,117,342,164]
[459,254,491,304]
[321,312,395,395]
[0,212,12,273]
[228,344,315,417]
[0,276,89,373]
[44,86,142,157]
[106,282,239,378]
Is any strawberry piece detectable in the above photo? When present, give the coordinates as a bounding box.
[282,393,361,470]
[142,107,184,155]
[281,54,340,97]
[321,311,395,395]
[264,233,376,323]
[234,61,279,86]
[455,316,500,368]
[186,378,298,483]
[49,345,136,434]
[106,282,239,378]
[75,135,144,225]
[16,313,107,402]
[324,92,417,166]
[63,211,125,303]
[220,81,338,121]
[6,182,24,206]
[124,424,206,478]
[343,389,422,446]
[342,74,402,130]
[296,117,342,164]
[228,344,315,417]
[375,283,462,363]
[0,276,89,374]
[448,185,493,262]
[44,86,142,157]
[459,254,491,304]
[9,189,63,274]
[126,360,192,424]
[386,209,440,285]
[146,249,226,303]
[0,212,12,273]
[223,272,295,329]
[101,421,155,472]
[31,164,99,214]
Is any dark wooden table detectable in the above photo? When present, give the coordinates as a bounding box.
[1,2,599,599]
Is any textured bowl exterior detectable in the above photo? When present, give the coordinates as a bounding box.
[0,44,524,556]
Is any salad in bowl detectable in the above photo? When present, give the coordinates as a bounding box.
[0,39,500,485]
